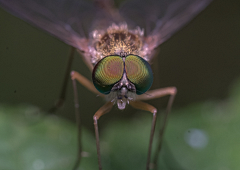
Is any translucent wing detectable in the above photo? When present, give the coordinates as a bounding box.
[120,0,212,52]
[0,0,113,51]
[0,0,212,53]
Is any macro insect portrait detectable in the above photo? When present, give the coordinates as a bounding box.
[0,0,213,170]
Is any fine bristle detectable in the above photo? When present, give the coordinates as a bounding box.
[89,23,151,65]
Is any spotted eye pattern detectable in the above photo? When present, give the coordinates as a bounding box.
[125,55,153,95]
[92,55,124,94]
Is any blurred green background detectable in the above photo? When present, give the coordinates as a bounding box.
[1,79,240,170]
[0,0,240,169]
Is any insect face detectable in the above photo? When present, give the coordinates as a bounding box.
[92,54,153,110]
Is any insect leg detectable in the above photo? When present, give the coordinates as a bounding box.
[71,78,82,170]
[48,47,75,113]
[136,87,177,101]
[137,87,177,169]
[93,101,114,170]
[70,70,105,169]
[71,71,104,97]
[129,101,157,170]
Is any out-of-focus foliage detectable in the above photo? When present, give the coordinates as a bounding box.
[0,106,98,170]
[1,79,240,170]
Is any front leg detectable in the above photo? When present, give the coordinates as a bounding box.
[134,87,177,169]
[71,71,104,97]
[70,70,105,170]
[136,87,177,101]
[130,101,157,170]
[93,101,114,170]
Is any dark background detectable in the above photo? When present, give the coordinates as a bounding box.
[0,0,240,131]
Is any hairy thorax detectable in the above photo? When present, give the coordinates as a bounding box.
[89,23,151,65]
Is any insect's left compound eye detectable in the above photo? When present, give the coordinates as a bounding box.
[125,55,153,95]
[92,56,124,94]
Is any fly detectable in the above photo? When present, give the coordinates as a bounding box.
[0,0,213,170]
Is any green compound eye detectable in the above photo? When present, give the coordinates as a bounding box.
[92,56,124,94]
[125,55,153,95]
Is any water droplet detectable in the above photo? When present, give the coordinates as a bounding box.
[32,159,45,170]
[184,128,208,149]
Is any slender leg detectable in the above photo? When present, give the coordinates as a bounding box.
[93,102,114,170]
[48,47,75,113]
[136,87,177,101]
[135,87,177,169]
[71,71,104,97]
[129,101,157,170]
[153,88,176,170]
[70,70,106,170]
[71,79,82,170]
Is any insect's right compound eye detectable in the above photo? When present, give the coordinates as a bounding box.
[92,56,124,94]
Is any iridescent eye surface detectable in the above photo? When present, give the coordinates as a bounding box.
[125,55,153,95]
[92,55,124,94]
